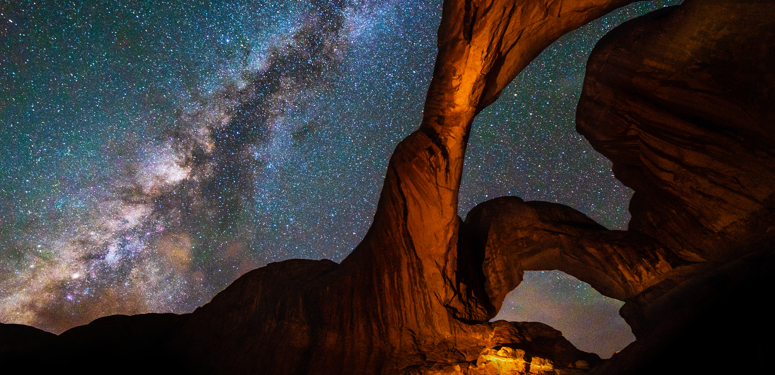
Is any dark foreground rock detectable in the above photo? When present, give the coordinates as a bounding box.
[1,313,194,374]
[588,245,775,375]
[0,323,57,355]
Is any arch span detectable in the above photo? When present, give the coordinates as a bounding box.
[462,196,696,315]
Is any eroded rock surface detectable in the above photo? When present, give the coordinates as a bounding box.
[572,0,775,372]
[576,0,775,335]
[163,1,645,373]
[577,0,775,264]
[404,321,600,375]
[463,196,694,313]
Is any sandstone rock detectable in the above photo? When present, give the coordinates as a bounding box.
[157,0,775,373]
[14,1,632,373]
[164,1,641,373]
[463,196,696,313]
[569,0,775,371]
[577,0,775,265]
[401,321,600,375]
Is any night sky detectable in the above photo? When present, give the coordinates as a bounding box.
[1,0,679,358]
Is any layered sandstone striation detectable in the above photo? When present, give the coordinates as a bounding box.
[577,0,775,264]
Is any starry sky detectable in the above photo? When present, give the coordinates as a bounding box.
[1,0,679,358]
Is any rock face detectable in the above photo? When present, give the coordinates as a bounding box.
[577,0,775,265]
[168,0,641,373]
[572,0,775,372]
[576,0,775,337]
[463,197,693,313]
[3,0,775,374]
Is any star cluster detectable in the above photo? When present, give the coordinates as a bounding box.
[1,0,678,357]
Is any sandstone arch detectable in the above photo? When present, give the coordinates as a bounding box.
[5,0,775,374]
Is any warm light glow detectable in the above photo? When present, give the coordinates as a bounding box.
[473,346,553,374]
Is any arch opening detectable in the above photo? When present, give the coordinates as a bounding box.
[491,270,634,359]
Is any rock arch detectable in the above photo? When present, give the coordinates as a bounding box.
[5,0,775,374]
[462,196,692,315]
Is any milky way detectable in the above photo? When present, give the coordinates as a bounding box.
[1,0,679,357]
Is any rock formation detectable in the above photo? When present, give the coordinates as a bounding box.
[577,0,775,266]
[3,0,775,374]
[574,1,775,372]
[463,197,693,313]
[165,1,640,373]
[576,0,775,333]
